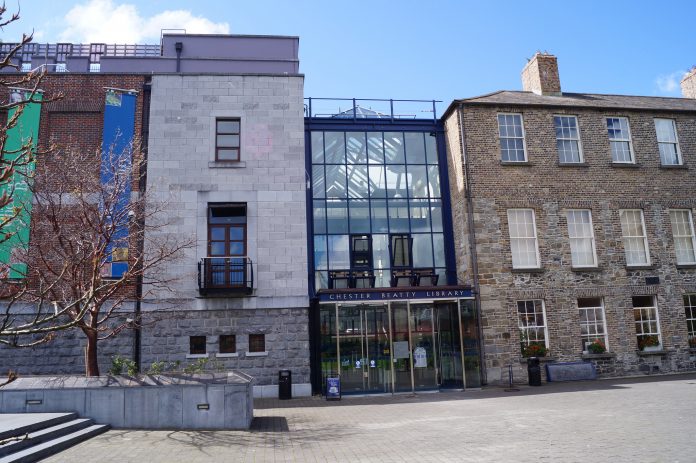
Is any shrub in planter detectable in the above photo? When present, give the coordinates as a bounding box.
[638,335,660,351]
[588,340,607,354]
[688,337,696,349]
[522,343,548,357]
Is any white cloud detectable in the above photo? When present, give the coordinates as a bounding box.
[655,70,687,95]
[59,0,229,43]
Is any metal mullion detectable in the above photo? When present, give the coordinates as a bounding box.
[407,301,415,393]
[388,301,395,394]
[458,300,467,390]
[336,304,341,378]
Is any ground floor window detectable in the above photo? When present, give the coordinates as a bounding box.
[517,300,548,357]
[578,298,608,353]
[633,296,661,351]
[189,336,206,355]
[219,335,236,354]
[685,294,696,349]
[249,334,266,353]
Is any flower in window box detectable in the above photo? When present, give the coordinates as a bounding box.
[637,335,660,351]
[688,337,696,349]
[588,340,606,354]
[522,342,548,358]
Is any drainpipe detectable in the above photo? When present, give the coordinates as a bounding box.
[458,103,487,385]
[133,77,152,372]
[175,42,183,73]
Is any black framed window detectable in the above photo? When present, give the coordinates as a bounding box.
[216,119,241,161]
[208,204,247,287]
[390,234,413,268]
[219,335,236,354]
[249,334,265,353]
[350,235,372,269]
[189,336,206,354]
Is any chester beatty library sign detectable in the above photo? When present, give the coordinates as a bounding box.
[317,287,473,302]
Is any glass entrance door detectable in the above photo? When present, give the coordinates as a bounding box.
[435,302,464,388]
[410,303,438,390]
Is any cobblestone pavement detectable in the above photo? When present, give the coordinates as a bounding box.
[45,374,696,463]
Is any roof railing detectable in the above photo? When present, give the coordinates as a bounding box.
[305,97,442,122]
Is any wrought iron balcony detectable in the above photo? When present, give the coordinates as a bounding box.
[198,257,253,296]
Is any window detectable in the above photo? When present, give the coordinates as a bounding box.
[554,115,582,163]
[189,336,206,355]
[633,296,661,350]
[208,204,247,287]
[507,209,540,269]
[350,235,372,269]
[685,294,696,348]
[518,300,548,353]
[655,119,681,165]
[606,117,634,163]
[669,210,696,265]
[216,119,241,161]
[219,335,236,354]
[578,298,608,351]
[390,234,413,268]
[497,114,526,162]
[566,210,597,267]
[619,210,650,266]
[249,334,265,353]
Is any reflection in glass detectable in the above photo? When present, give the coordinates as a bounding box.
[328,235,349,269]
[312,165,325,198]
[405,132,426,164]
[388,199,410,232]
[386,165,408,198]
[425,133,438,164]
[326,200,348,234]
[384,132,405,164]
[370,200,388,233]
[369,165,387,198]
[311,131,324,164]
[315,271,328,290]
[430,200,443,232]
[367,132,384,163]
[428,165,441,198]
[346,132,367,163]
[313,200,326,234]
[460,300,482,388]
[409,200,430,232]
[349,200,370,233]
[325,164,347,198]
[372,234,389,270]
[413,234,434,267]
[433,233,445,267]
[324,132,345,164]
[314,235,328,269]
[408,165,428,198]
[347,165,369,198]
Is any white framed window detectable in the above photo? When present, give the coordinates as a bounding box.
[685,294,696,347]
[578,298,608,352]
[507,209,540,268]
[554,115,583,163]
[497,113,527,162]
[633,296,661,351]
[518,300,548,350]
[669,210,696,265]
[606,117,634,163]
[566,209,597,267]
[655,118,681,165]
[619,209,650,266]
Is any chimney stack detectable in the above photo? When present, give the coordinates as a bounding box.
[521,52,561,96]
[681,68,696,99]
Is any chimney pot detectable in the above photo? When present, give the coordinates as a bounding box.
[681,68,696,99]
[521,52,561,96]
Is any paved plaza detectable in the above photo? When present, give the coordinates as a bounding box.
[44,374,696,462]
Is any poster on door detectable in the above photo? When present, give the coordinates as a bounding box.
[414,347,428,368]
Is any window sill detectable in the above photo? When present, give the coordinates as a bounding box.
[625,265,656,271]
[659,164,688,170]
[636,349,668,356]
[245,351,268,357]
[500,160,531,166]
[610,162,640,168]
[186,353,209,359]
[557,162,588,167]
[581,353,616,360]
[571,266,602,273]
[208,161,246,169]
[519,357,556,363]
[689,348,696,354]
[511,267,545,274]
[676,264,696,270]
[215,352,239,358]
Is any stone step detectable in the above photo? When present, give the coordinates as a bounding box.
[0,414,77,442]
[0,424,110,463]
[0,419,93,457]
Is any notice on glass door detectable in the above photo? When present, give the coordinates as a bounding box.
[414,347,427,368]
[393,341,410,359]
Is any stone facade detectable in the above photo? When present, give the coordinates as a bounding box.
[445,94,696,384]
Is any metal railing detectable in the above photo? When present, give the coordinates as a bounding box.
[198,257,253,296]
[304,97,442,122]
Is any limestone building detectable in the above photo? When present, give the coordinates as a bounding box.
[444,53,696,383]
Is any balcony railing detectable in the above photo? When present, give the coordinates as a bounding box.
[198,257,253,296]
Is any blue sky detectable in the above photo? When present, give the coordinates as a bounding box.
[2,0,696,115]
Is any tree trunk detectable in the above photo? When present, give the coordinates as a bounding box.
[85,329,100,377]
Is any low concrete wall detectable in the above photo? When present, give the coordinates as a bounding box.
[0,373,253,430]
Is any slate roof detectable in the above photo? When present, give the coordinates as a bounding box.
[448,90,696,115]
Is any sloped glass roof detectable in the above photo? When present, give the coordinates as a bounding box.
[331,105,390,119]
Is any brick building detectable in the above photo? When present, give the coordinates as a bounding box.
[444,53,696,384]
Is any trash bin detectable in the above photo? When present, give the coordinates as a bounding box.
[279,370,292,400]
[527,357,542,386]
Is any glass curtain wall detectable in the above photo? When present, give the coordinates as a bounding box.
[312,130,446,290]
